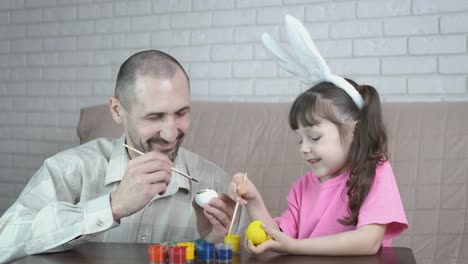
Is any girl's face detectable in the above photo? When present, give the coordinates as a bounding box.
[295,119,354,182]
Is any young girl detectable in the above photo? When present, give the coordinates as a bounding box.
[230,80,408,256]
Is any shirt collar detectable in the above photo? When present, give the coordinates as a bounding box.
[318,171,350,189]
[104,135,128,186]
[104,135,191,193]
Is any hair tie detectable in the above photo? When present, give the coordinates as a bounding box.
[261,14,364,109]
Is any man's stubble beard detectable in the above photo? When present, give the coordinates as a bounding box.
[126,127,185,162]
[161,137,184,161]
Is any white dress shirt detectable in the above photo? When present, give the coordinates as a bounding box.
[0,136,233,263]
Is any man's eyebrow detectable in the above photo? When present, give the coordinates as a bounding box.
[176,106,190,112]
[144,112,165,118]
[144,106,190,117]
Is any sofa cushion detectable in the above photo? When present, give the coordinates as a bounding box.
[78,104,123,143]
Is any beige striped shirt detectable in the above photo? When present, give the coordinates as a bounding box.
[0,136,234,263]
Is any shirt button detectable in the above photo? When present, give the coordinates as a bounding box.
[96,220,103,227]
[141,235,147,240]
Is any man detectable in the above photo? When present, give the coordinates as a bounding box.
[0,50,237,263]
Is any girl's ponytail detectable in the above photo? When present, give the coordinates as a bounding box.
[339,81,388,226]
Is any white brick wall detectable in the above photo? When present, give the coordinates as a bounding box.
[0,0,468,218]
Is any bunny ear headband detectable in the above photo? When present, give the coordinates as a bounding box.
[260,14,364,109]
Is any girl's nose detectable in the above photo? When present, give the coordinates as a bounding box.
[299,141,311,154]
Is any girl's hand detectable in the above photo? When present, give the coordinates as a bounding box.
[227,173,260,206]
[245,224,294,254]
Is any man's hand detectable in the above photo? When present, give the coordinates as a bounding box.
[193,193,236,242]
[110,151,172,221]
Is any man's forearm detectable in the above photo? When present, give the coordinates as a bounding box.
[0,194,117,262]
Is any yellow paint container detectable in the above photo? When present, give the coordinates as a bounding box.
[224,234,241,254]
[176,241,195,261]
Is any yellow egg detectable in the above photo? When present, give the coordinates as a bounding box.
[245,220,268,246]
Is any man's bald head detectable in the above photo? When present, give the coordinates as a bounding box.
[115,50,189,110]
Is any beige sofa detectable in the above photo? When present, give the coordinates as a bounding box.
[78,101,468,264]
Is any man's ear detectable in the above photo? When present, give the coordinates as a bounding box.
[109,96,125,124]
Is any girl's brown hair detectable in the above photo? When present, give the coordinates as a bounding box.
[289,79,388,226]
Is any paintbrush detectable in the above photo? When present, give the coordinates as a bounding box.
[227,173,247,235]
[123,143,199,182]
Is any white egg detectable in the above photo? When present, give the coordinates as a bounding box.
[195,189,218,207]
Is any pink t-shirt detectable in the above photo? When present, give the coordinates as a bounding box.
[275,161,408,247]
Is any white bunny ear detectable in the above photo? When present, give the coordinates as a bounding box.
[284,14,330,81]
[260,33,311,84]
[260,14,364,109]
